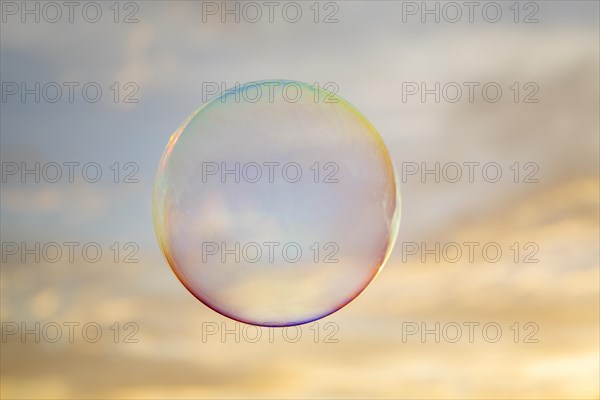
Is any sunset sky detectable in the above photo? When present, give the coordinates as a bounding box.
[1,1,598,398]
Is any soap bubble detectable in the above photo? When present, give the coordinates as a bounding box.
[153,80,400,327]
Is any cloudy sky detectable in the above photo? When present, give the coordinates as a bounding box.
[1,1,598,398]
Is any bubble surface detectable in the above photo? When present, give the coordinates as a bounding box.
[153,80,400,326]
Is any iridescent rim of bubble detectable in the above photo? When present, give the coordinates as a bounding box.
[153,80,401,327]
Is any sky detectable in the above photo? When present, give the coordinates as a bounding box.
[1,1,599,398]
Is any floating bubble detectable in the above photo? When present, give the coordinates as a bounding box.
[153,80,400,327]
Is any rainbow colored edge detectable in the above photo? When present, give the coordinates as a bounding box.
[152,80,401,327]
